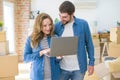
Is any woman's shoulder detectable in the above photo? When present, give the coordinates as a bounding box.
[25,36,32,43]
[26,36,31,40]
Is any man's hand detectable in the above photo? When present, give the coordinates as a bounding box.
[88,66,94,76]
[56,56,63,59]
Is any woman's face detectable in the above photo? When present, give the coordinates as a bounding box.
[42,18,52,36]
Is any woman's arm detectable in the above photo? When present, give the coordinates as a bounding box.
[23,37,41,63]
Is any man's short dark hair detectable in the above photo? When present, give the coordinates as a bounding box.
[59,1,75,15]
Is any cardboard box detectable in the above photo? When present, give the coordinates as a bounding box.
[99,33,110,42]
[0,41,9,55]
[111,72,120,80]
[104,58,120,80]
[0,55,18,77]
[85,62,120,80]
[108,42,120,58]
[94,47,100,58]
[0,76,15,80]
[0,31,6,42]
[92,39,100,47]
[110,27,120,44]
[92,33,99,39]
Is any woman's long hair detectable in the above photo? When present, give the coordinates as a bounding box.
[30,13,54,48]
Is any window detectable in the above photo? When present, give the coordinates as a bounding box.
[3,1,15,54]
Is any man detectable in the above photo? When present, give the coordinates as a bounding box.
[54,1,95,80]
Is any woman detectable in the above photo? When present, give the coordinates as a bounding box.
[23,13,60,80]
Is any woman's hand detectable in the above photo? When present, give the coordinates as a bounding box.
[39,48,50,57]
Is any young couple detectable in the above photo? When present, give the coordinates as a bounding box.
[23,1,94,80]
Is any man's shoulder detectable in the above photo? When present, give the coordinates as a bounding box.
[54,22,63,31]
[75,17,88,24]
[55,21,62,26]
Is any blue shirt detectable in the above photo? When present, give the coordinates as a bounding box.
[23,36,60,80]
[54,16,95,73]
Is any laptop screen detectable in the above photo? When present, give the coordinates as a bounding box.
[50,36,78,57]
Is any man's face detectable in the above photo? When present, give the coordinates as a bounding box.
[59,13,72,25]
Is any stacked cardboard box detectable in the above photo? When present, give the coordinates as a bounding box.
[85,62,120,80]
[0,55,18,80]
[108,42,120,58]
[0,31,18,80]
[92,33,101,64]
[92,33,99,39]
[92,33,100,47]
[0,77,15,80]
[108,27,120,58]
[93,39,100,47]
[0,31,6,42]
[0,41,9,55]
[111,72,120,80]
[110,27,120,44]
[0,31,9,55]
[106,27,120,80]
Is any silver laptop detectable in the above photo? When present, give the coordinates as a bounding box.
[50,36,78,57]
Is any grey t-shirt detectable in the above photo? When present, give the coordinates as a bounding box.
[41,37,51,80]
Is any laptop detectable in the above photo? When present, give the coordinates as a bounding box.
[50,36,78,57]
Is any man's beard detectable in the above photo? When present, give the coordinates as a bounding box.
[64,21,69,25]
[63,15,72,25]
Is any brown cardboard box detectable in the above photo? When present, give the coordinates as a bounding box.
[108,42,120,58]
[0,55,18,77]
[0,41,9,55]
[0,76,15,80]
[111,72,120,80]
[99,33,110,42]
[110,27,120,44]
[0,31,6,42]
[92,33,99,39]
[88,61,120,80]
[92,39,100,47]
[84,63,120,80]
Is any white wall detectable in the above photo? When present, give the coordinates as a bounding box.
[31,0,120,33]
[31,0,65,20]
[96,0,120,32]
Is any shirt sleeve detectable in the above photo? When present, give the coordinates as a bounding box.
[84,21,95,66]
[23,37,41,63]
